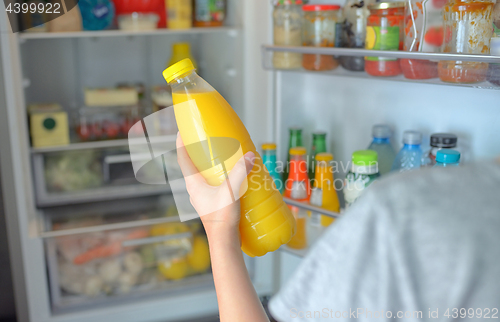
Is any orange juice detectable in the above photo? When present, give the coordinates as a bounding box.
[163,59,296,257]
[312,153,340,227]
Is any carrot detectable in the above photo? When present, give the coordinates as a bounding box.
[73,229,149,265]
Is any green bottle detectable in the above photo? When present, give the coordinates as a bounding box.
[309,132,327,180]
[284,127,303,181]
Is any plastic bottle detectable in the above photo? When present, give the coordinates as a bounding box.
[367,124,396,175]
[284,127,303,183]
[284,147,311,250]
[391,131,424,172]
[309,132,327,180]
[163,59,296,257]
[434,150,461,168]
[262,143,283,193]
[344,150,379,208]
[167,43,197,69]
[309,153,340,228]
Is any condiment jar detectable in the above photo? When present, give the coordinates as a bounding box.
[428,133,458,166]
[302,4,341,71]
[438,0,494,83]
[364,2,405,77]
[272,0,303,69]
[340,0,376,71]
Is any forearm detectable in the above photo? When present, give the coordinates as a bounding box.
[208,230,269,322]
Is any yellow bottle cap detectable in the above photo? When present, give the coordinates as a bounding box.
[163,58,196,84]
[289,147,307,155]
[315,152,333,162]
[262,143,277,150]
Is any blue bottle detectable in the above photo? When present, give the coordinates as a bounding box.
[434,150,461,167]
[391,130,424,172]
[261,143,283,193]
[367,124,396,175]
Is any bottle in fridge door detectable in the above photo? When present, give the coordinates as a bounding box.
[309,153,340,228]
[434,149,461,167]
[391,130,424,172]
[284,127,303,183]
[262,143,284,193]
[308,131,327,180]
[367,124,396,175]
[428,133,458,166]
[284,147,311,250]
[344,150,380,208]
[163,59,296,257]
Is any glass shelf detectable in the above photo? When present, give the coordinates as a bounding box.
[18,27,240,40]
[262,45,500,90]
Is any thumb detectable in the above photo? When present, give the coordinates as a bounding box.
[226,151,255,199]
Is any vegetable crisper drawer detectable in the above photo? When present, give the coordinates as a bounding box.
[45,220,214,312]
[32,146,176,207]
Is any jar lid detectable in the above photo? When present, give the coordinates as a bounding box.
[302,4,341,11]
[290,146,307,155]
[274,0,303,5]
[262,143,277,150]
[430,133,457,148]
[367,1,405,9]
[436,149,460,164]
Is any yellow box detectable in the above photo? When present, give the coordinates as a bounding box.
[29,104,70,148]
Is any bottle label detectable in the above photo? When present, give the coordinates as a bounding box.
[344,172,377,207]
[365,26,399,61]
[309,187,323,226]
[195,0,225,22]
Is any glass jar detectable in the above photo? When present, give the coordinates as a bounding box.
[273,0,303,69]
[193,0,226,27]
[340,0,375,71]
[438,0,494,83]
[428,133,458,166]
[364,2,405,77]
[302,4,341,71]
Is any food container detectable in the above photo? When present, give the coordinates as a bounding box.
[302,4,341,71]
[438,0,494,83]
[166,0,192,29]
[400,0,440,79]
[29,103,70,148]
[45,216,212,311]
[272,0,303,69]
[340,0,375,71]
[364,2,405,77]
[118,13,159,31]
[75,105,141,142]
[193,0,226,27]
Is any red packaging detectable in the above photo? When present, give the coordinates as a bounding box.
[113,0,166,28]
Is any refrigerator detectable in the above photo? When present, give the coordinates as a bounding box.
[0,0,499,321]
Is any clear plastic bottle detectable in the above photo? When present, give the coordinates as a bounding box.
[367,124,396,175]
[163,59,296,257]
[391,130,424,172]
[434,150,461,167]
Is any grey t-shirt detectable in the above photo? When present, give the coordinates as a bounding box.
[269,162,500,321]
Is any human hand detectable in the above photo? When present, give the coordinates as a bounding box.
[175,133,255,244]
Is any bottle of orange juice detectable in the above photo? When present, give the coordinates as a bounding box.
[309,153,340,227]
[284,147,310,250]
[163,59,296,257]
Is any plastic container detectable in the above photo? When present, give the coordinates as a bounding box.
[272,0,303,69]
[75,105,141,142]
[428,133,458,166]
[309,131,327,180]
[344,150,379,208]
[434,149,461,167]
[340,0,375,71]
[309,153,340,228]
[193,0,226,27]
[367,124,396,175]
[365,2,405,77]
[262,143,284,193]
[167,43,197,69]
[284,147,310,250]
[78,0,115,30]
[163,59,296,257]
[166,0,192,29]
[438,0,494,83]
[391,130,424,172]
[118,13,159,31]
[302,4,340,71]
